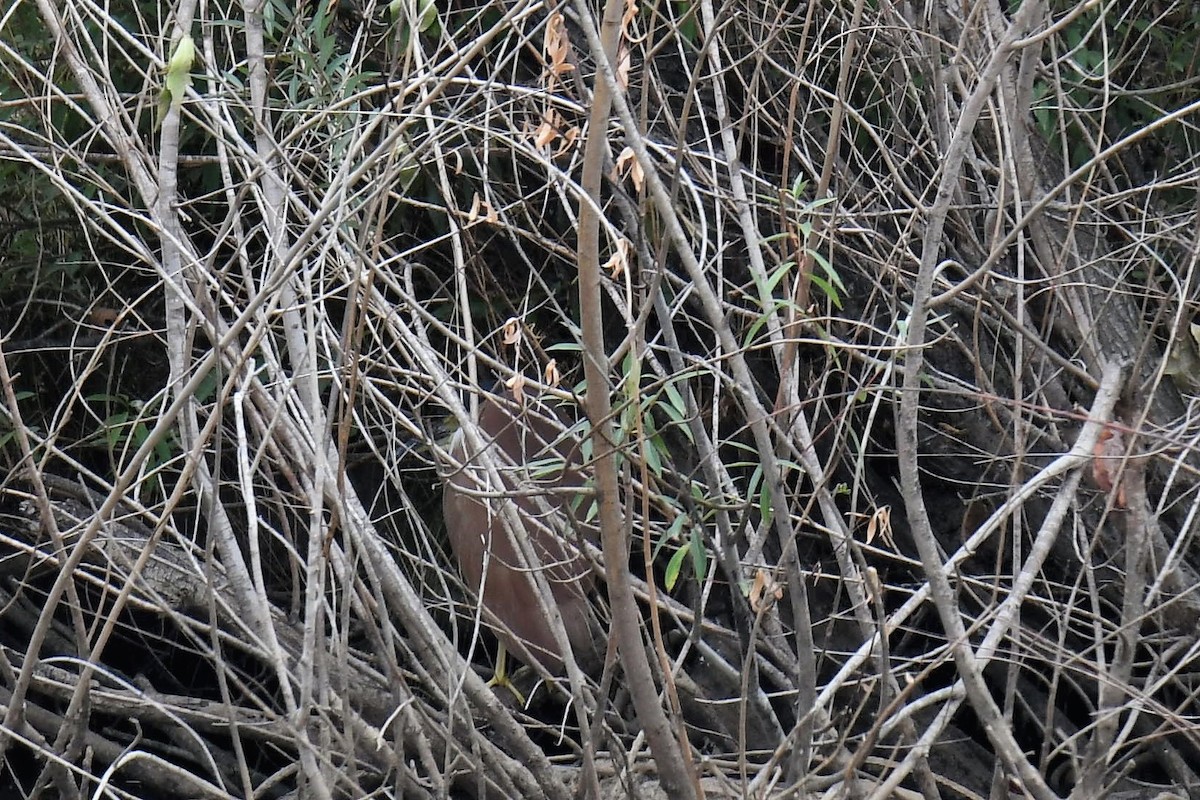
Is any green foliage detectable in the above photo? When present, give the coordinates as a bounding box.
[389,0,440,41]
[0,391,39,455]
[599,361,712,592]
[785,182,840,306]
[744,183,842,347]
[157,33,195,127]
[83,393,179,474]
[264,0,380,157]
[1034,3,1199,186]
[664,515,706,592]
[673,1,700,45]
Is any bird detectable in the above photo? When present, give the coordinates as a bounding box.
[442,384,600,697]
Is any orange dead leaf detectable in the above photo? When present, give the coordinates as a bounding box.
[865,566,881,605]
[467,193,497,224]
[533,109,563,149]
[554,125,580,156]
[604,238,631,279]
[533,121,557,149]
[544,359,561,387]
[1092,424,1127,509]
[865,506,893,548]
[620,0,639,36]
[544,12,575,78]
[614,146,644,192]
[749,568,783,613]
[502,317,522,346]
[504,373,527,404]
[616,43,631,91]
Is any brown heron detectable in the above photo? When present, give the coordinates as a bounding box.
[443,385,600,696]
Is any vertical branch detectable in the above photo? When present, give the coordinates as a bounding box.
[237,3,336,795]
[1077,453,1149,794]
[895,2,1060,798]
[570,0,821,783]
[574,0,700,795]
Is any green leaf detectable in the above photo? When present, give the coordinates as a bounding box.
[154,436,175,469]
[810,250,845,294]
[658,398,688,430]
[809,273,842,309]
[583,496,599,524]
[689,528,707,582]
[643,434,663,477]
[166,34,195,106]
[758,479,773,526]
[653,513,687,561]
[665,544,688,591]
[674,0,699,44]
[622,348,641,392]
[390,0,438,39]
[417,0,438,30]
[392,138,422,193]
[105,412,130,448]
[664,380,686,418]
[765,260,794,296]
[158,33,195,126]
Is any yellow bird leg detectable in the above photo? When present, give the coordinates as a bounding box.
[486,643,526,706]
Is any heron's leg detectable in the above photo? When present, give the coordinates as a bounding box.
[486,643,526,706]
